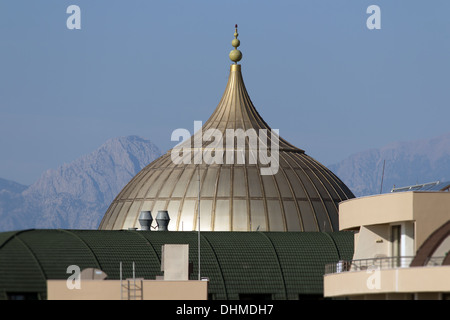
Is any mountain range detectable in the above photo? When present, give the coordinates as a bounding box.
[328,132,450,197]
[0,136,161,232]
[2,132,450,231]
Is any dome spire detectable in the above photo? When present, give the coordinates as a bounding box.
[229,24,242,63]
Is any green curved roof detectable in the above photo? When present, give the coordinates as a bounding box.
[0,229,353,300]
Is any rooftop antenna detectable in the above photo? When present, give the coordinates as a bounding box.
[380,160,386,194]
[197,165,201,280]
[120,261,122,300]
[132,261,136,300]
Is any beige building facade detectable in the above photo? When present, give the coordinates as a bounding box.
[47,279,208,300]
[324,191,450,300]
[47,244,208,300]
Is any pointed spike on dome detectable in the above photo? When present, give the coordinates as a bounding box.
[229,24,242,63]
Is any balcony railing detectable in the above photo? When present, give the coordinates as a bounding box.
[325,256,446,275]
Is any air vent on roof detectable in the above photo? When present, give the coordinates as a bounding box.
[156,211,170,231]
[138,211,153,230]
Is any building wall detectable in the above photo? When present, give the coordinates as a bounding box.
[339,192,414,230]
[353,222,415,261]
[339,192,450,251]
[324,266,450,299]
[47,280,208,300]
[352,225,389,260]
[413,192,450,248]
[324,192,450,300]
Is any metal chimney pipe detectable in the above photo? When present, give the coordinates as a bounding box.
[138,211,153,230]
[156,210,170,231]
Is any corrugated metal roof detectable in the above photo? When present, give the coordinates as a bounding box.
[0,229,353,300]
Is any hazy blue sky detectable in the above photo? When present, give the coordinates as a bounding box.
[2,1,450,185]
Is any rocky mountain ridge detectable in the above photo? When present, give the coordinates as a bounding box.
[0,136,161,231]
[2,131,450,231]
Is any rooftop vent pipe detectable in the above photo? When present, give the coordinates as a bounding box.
[138,211,153,230]
[156,210,170,231]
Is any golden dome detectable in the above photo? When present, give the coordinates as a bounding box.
[98,27,354,232]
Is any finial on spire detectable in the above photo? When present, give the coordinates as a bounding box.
[229,24,242,63]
